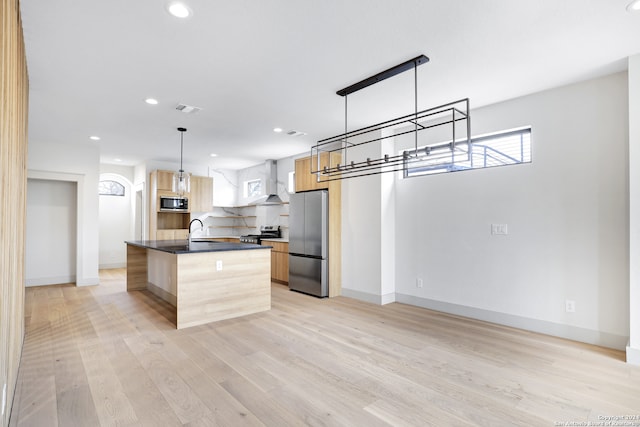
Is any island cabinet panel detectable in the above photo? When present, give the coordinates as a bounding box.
[176,249,271,329]
[126,245,148,291]
[146,250,178,306]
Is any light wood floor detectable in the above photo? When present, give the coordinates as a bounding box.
[10,269,640,426]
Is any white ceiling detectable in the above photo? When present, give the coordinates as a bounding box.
[19,0,640,170]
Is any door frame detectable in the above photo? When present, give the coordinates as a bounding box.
[27,170,84,286]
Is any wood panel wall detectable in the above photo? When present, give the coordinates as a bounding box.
[0,0,29,425]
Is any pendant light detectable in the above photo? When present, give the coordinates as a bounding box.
[172,127,190,196]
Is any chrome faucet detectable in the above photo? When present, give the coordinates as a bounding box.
[188,218,204,244]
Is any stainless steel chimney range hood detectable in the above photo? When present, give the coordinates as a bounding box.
[250,160,283,205]
[262,194,283,205]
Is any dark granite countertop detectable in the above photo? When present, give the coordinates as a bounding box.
[125,239,270,254]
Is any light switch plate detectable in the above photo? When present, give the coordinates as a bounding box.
[216,260,223,271]
[491,224,508,235]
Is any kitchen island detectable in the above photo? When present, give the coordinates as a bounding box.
[125,240,271,329]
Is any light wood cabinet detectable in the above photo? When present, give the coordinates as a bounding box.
[190,175,213,212]
[263,241,288,284]
[156,170,174,192]
[149,170,212,240]
[294,156,315,192]
[294,152,341,192]
[156,229,188,240]
[156,229,174,240]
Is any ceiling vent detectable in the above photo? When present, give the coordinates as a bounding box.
[286,130,307,137]
[175,103,202,114]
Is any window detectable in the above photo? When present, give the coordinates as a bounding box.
[243,179,262,198]
[403,127,531,178]
[288,171,295,193]
[98,180,125,196]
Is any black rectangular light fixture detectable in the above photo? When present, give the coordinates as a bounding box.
[313,54,471,182]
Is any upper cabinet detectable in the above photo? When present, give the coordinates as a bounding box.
[294,156,317,192]
[294,152,341,192]
[156,170,174,192]
[190,175,213,212]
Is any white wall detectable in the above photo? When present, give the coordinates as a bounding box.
[209,168,238,207]
[25,179,77,286]
[628,54,640,364]
[100,163,134,183]
[28,140,100,285]
[343,72,630,350]
[341,136,384,303]
[98,172,133,269]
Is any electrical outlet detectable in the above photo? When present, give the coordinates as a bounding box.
[216,260,223,271]
[565,300,576,313]
[491,224,508,235]
[416,278,423,288]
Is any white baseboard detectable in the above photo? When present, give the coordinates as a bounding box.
[627,344,640,365]
[341,288,396,305]
[381,292,396,305]
[76,277,99,286]
[395,293,628,351]
[99,262,126,270]
[25,275,76,287]
[25,275,99,287]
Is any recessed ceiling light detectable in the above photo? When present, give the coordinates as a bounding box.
[89,136,100,141]
[167,2,191,18]
[628,0,640,12]
[273,127,283,133]
[210,153,218,158]
[114,158,122,162]
[145,98,159,105]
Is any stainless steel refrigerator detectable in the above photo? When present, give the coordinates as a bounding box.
[288,190,328,297]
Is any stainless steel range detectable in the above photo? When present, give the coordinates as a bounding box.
[240,225,281,244]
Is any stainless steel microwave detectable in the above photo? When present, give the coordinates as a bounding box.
[159,196,188,212]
